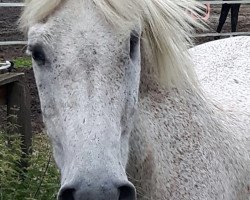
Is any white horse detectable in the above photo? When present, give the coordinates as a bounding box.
[190,36,250,117]
[20,0,250,199]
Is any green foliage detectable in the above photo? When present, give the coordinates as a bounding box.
[13,57,32,68]
[0,131,60,200]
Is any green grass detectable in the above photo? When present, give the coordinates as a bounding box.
[13,57,32,68]
[0,130,60,200]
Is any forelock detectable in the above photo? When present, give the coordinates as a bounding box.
[20,0,205,89]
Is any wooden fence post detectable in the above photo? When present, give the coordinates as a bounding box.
[0,73,32,168]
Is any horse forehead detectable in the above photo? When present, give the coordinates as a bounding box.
[49,15,127,50]
[28,4,99,36]
[28,20,122,58]
[50,0,113,34]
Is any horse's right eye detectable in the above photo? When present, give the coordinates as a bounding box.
[31,45,46,66]
[130,31,140,62]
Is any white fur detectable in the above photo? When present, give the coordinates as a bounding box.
[20,0,204,88]
[21,0,250,199]
[190,36,250,117]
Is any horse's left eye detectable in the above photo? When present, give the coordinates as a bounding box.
[31,45,46,66]
[130,31,140,62]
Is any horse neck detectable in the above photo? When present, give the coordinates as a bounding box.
[126,52,250,198]
[127,84,203,194]
[127,77,250,199]
[127,69,219,198]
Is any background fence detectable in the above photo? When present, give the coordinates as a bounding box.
[0,0,249,46]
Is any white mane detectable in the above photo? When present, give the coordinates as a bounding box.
[20,0,204,88]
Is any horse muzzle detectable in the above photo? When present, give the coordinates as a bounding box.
[58,178,136,200]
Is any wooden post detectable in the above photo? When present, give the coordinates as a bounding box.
[0,73,32,167]
[0,86,7,105]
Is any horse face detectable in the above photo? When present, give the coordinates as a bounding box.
[27,1,140,199]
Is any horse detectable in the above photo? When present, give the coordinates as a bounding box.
[20,0,250,199]
[190,36,250,117]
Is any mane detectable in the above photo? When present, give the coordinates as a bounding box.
[20,0,204,89]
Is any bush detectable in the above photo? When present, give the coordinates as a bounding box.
[0,130,60,200]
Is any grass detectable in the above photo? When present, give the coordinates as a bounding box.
[0,129,60,200]
[13,57,32,68]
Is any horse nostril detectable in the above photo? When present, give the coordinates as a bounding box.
[118,184,136,200]
[58,188,75,200]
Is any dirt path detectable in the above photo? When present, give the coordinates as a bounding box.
[195,4,250,44]
[0,0,25,59]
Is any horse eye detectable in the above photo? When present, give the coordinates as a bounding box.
[130,31,140,61]
[31,45,46,65]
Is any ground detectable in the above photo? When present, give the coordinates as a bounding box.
[195,4,250,44]
[0,2,249,133]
